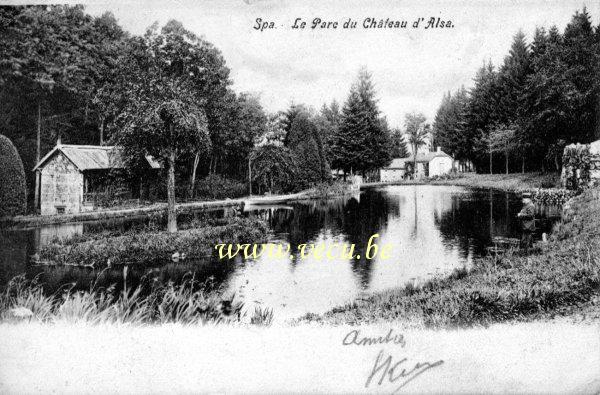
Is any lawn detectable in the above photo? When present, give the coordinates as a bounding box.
[431,171,562,191]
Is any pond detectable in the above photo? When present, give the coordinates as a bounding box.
[0,185,561,321]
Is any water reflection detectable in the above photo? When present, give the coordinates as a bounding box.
[0,185,559,320]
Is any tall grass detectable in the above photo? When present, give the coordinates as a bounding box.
[299,187,600,327]
[0,271,246,325]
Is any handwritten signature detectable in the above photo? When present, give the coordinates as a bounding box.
[365,349,444,392]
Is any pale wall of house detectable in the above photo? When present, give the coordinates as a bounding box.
[429,157,453,176]
[40,153,83,215]
[414,163,427,179]
[380,169,405,182]
[590,140,600,181]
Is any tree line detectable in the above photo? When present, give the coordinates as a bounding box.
[433,8,600,174]
[1,5,406,226]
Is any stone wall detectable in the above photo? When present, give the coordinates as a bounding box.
[560,142,600,190]
[40,153,83,215]
[589,140,600,183]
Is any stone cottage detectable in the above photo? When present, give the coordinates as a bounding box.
[380,148,454,182]
[33,143,161,215]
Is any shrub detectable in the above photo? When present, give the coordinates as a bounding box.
[0,134,27,217]
[194,174,247,200]
[531,188,577,206]
[306,181,354,198]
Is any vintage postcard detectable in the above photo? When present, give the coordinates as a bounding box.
[0,0,599,393]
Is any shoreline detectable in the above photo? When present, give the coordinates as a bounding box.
[298,186,600,327]
[1,172,560,228]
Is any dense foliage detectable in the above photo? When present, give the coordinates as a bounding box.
[390,128,409,158]
[194,174,247,200]
[0,6,270,211]
[331,68,392,175]
[1,6,127,200]
[0,134,27,216]
[250,144,297,194]
[433,8,600,173]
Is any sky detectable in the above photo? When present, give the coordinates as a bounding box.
[74,0,600,128]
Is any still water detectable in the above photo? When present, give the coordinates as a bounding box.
[0,185,560,320]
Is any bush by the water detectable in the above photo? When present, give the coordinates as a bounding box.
[306,181,354,198]
[194,174,247,200]
[39,216,269,267]
[0,134,27,217]
[299,187,600,327]
[531,188,577,206]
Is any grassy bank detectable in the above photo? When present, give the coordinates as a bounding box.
[429,171,561,190]
[38,216,269,267]
[304,181,357,198]
[299,187,600,327]
[0,273,273,325]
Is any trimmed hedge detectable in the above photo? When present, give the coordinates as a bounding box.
[0,135,27,217]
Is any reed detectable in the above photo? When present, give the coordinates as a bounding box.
[0,271,245,325]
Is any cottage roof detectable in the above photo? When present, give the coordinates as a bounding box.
[384,150,452,169]
[33,144,161,171]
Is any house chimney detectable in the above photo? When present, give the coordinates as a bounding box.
[57,134,62,146]
[437,146,441,153]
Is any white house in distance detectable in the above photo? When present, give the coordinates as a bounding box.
[380,147,454,182]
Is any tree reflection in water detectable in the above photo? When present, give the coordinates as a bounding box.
[1,185,560,320]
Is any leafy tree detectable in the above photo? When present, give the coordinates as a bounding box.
[1,6,126,205]
[488,124,518,174]
[203,91,266,183]
[404,112,429,176]
[250,144,297,194]
[112,21,210,232]
[257,113,286,146]
[0,134,27,216]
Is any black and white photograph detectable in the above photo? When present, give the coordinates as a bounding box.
[0,0,599,392]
